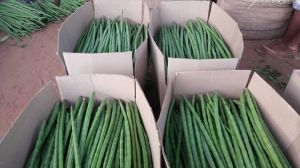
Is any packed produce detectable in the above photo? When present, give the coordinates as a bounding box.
[164,89,291,168]
[0,0,83,39]
[74,18,147,53]
[25,93,152,168]
[156,18,232,62]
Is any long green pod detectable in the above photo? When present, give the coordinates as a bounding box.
[25,121,46,168]
[82,100,106,158]
[119,100,132,168]
[104,113,124,168]
[245,90,291,167]
[70,108,81,168]
[230,100,257,168]
[244,90,284,168]
[184,98,201,168]
[119,129,125,168]
[125,102,137,168]
[164,99,175,165]
[220,97,252,168]
[94,101,119,168]
[133,103,152,168]
[239,95,271,168]
[213,94,234,168]
[179,99,195,168]
[185,98,226,168]
[58,102,66,168]
[41,129,56,168]
[79,92,95,160]
[64,97,83,148]
[129,103,142,168]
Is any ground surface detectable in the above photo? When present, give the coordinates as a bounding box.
[1,19,300,141]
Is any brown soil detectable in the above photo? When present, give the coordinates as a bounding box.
[0,22,66,140]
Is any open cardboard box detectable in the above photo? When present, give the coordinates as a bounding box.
[284,69,300,115]
[157,70,300,167]
[57,0,150,87]
[149,1,244,105]
[0,74,161,168]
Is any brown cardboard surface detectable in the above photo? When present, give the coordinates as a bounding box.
[284,70,300,115]
[0,82,59,168]
[168,57,239,75]
[160,1,209,26]
[63,52,133,76]
[149,35,166,103]
[0,74,161,168]
[134,40,148,87]
[57,0,150,86]
[149,1,244,106]
[158,70,300,168]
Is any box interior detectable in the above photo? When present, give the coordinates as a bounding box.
[149,1,244,105]
[158,70,300,167]
[57,0,150,85]
[0,74,160,168]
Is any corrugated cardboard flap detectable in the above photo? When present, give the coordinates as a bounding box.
[168,57,239,76]
[160,1,209,26]
[173,70,251,98]
[56,74,136,102]
[0,81,59,168]
[57,2,94,62]
[134,40,148,87]
[248,73,300,167]
[284,69,300,114]
[93,0,143,23]
[63,52,134,76]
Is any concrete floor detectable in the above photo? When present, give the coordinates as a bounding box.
[1,21,300,140]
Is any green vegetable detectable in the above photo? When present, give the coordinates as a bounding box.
[75,18,147,54]
[164,90,292,168]
[156,18,232,60]
[0,0,83,39]
[26,93,152,168]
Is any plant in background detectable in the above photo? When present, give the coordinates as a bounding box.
[0,0,84,40]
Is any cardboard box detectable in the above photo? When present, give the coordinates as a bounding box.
[0,74,161,168]
[149,1,244,105]
[57,0,150,87]
[284,69,300,115]
[157,70,300,167]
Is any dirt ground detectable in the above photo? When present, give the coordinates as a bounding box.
[1,22,300,140]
